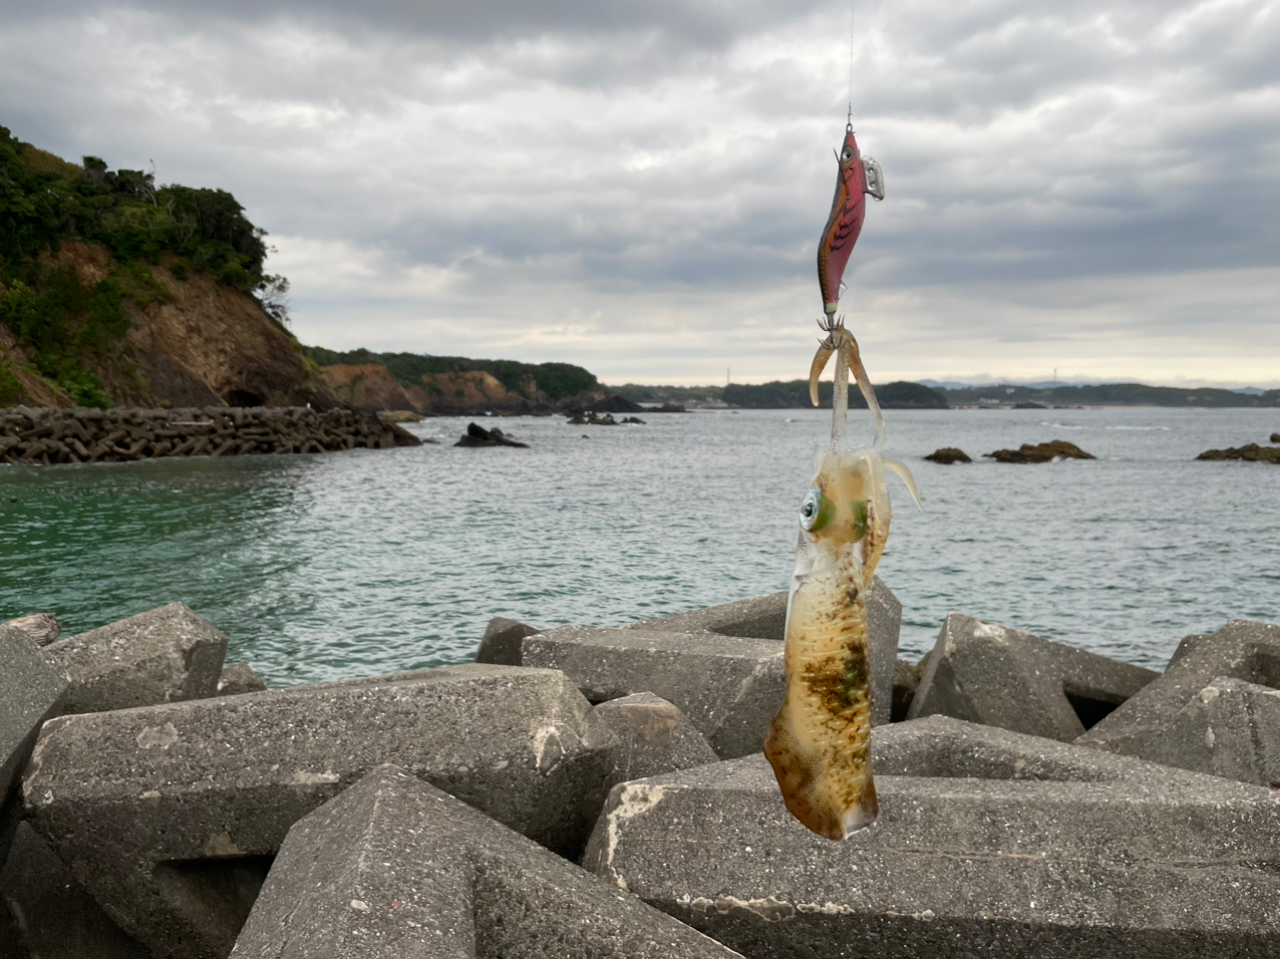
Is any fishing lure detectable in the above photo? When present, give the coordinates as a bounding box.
[816,124,883,321]
[764,128,915,841]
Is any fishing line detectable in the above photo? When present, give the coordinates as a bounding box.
[847,0,855,125]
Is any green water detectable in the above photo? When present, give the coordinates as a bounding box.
[3,408,1278,686]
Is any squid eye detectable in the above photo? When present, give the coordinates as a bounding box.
[800,489,824,531]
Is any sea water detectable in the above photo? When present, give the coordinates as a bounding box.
[2,407,1277,687]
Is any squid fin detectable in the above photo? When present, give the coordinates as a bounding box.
[809,341,835,407]
[883,456,923,511]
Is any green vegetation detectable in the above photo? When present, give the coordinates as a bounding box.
[612,383,727,404]
[0,124,288,405]
[935,382,1280,407]
[0,350,22,404]
[615,380,947,409]
[303,346,599,402]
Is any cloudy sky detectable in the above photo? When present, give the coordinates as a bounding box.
[3,0,1278,386]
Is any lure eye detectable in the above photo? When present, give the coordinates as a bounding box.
[800,489,824,531]
[840,146,854,163]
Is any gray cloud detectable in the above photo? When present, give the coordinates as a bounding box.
[1,0,1277,385]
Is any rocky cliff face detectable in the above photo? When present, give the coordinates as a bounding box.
[1,242,338,410]
[321,363,641,416]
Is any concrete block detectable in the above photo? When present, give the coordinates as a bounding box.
[907,613,1157,740]
[0,626,67,814]
[23,665,619,959]
[890,657,919,722]
[626,591,789,639]
[584,723,1280,959]
[522,628,782,758]
[590,693,719,784]
[474,617,540,666]
[1078,620,1280,765]
[872,714,1226,784]
[216,663,267,696]
[622,579,902,727]
[0,821,148,959]
[1119,676,1280,786]
[46,603,228,714]
[232,765,740,958]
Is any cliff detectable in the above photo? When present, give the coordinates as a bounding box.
[1,242,337,409]
[311,347,641,416]
[0,125,337,411]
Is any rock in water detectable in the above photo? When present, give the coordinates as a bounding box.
[1195,443,1280,464]
[454,422,529,448]
[1271,432,1280,443]
[985,439,1095,463]
[924,447,971,464]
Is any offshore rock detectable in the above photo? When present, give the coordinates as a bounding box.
[907,613,1157,740]
[1195,443,1280,464]
[46,603,228,714]
[22,665,618,959]
[230,766,741,959]
[454,422,529,447]
[984,439,1095,463]
[924,447,971,464]
[583,717,1280,959]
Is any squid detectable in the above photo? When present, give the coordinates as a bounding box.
[763,126,917,841]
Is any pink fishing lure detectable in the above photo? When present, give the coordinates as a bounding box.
[816,126,883,319]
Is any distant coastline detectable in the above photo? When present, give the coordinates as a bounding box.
[613,381,1280,410]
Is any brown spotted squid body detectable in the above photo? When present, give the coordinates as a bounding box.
[764,324,919,840]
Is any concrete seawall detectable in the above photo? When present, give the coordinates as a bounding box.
[0,406,421,464]
[6,590,1280,957]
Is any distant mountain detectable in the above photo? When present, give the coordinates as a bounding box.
[724,380,947,410]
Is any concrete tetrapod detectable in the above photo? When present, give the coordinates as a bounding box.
[46,603,228,714]
[589,693,719,785]
[0,821,149,959]
[623,578,902,727]
[583,716,1280,959]
[231,765,742,959]
[22,665,618,959]
[1077,620,1280,779]
[0,625,67,826]
[907,613,1157,739]
[521,628,783,758]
